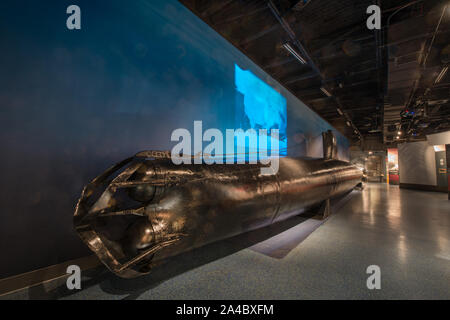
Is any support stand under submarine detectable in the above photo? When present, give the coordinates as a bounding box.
[74,130,362,278]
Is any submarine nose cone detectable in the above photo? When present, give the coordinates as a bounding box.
[124,219,155,254]
[127,184,156,202]
[127,162,158,202]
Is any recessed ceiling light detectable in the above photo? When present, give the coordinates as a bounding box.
[282,43,306,64]
[435,66,448,84]
[320,87,332,97]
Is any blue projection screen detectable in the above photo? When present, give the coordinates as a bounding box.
[234,64,287,157]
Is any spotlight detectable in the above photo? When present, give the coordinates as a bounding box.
[282,43,306,64]
[398,131,402,135]
[320,87,332,97]
[435,66,448,84]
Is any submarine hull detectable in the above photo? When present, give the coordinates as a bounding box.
[74,154,362,278]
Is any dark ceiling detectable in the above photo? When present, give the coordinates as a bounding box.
[179,0,450,147]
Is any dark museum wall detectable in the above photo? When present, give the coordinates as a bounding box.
[0,0,349,278]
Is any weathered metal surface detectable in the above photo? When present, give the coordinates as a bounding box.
[74,149,362,278]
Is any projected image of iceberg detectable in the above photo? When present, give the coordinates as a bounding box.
[234,64,287,161]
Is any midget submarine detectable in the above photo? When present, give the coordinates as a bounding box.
[74,131,362,278]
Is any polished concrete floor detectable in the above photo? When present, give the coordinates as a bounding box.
[4,183,450,299]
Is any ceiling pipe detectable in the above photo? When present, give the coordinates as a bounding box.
[401,5,449,140]
[385,0,424,29]
[383,0,426,144]
[267,0,363,140]
[422,4,448,68]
